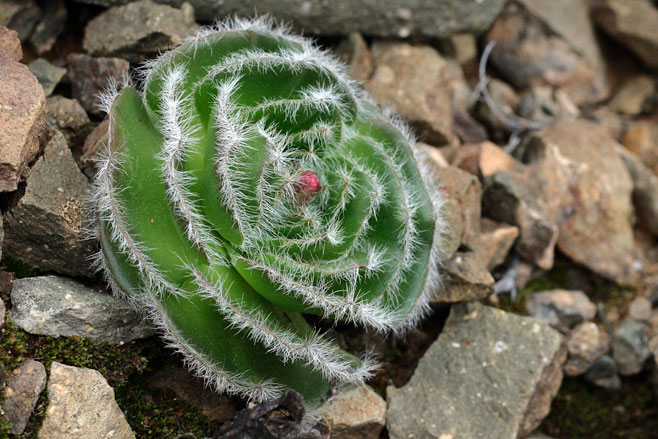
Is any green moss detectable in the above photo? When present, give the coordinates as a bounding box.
[1,256,37,279]
[541,377,658,438]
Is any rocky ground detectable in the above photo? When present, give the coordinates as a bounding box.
[1,0,658,438]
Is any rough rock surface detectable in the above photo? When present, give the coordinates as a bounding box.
[564,322,610,376]
[75,0,507,38]
[29,0,66,54]
[28,58,66,97]
[584,355,621,390]
[526,289,596,329]
[387,302,566,439]
[477,218,519,270]
[11,275,155,344]
[622,121,658,175]
[439,251,495,302]
[46,96,92,149]
[436,166,481,253]
[0,0,41,41]
[367,42,453,145]
[0,48,46,192]
[1,360,47,435]
[83,0,197,62]
[0,25,22,61]
[337,33,373,83]
[38,362,135,439]
[611,319,651,376]
[486,2,602,104]
[524,119,637,285]
[147,368,235,422]
[617,147,658,238]
[80,118,109,178]
[2,129,96,278]
[67,53,130,116]
[315,385,385,439]
[592,0,658,70]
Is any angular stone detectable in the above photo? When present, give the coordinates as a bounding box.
[11,275,156,344]
[564,322,610,376]
[38,362,135,439]
[147,368,235,422]
[442,33,477,65]
[46,96,92,149]
[476,218,519,270]
[526,290,596,329]
[0,48,46,192]
[438,251,494,302]
[67,53,130,116]
[474,78,522,135]
[486,2,601,104]
[80,118,109,178]
[77,0,507,39]
[28,58,66,97]
[1,360,47,435]
[617,145,658,237]
[611,319,651,376]
[29,0,66,54]
[315,385,385,439]
[524,119,637,285]
[592,0,658,70]
[622,121,658,175]
[387,302,566,439]
[451,141,520,178]
[584,355,621,390]
[437,166,481,251]
[483,171,558,270]
[0,25,21,61]
[337,33,373,83]
[3,130,96,278]
[608,75,656,115]
[367,42,453,145]
[83,0,197,63]
[629,297,653,322]
[0,0,41,41]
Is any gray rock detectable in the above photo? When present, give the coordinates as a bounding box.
[80,118,109,178]
[522,119,638,286]
[387,302,566,439]
[29,0,66,54]
[517,85,581,125]
[592,0,658,70]
[366,42,453,145]
[0,25,22,61]
[3,129,96,278]
[474,78,522,135]
[486,2,601,104]
[617,147,658,238]
[629,297,653,322]
[46,96,92,149]
[583,355,621,390]
[1,360,47,435]
[0,47,46,192]
[75,0,507,38]
[611,319,651,376]
[0,0,41,41]
[11,275,155,344]
[28,58,66,97]
[83,0,197,63]
[0,296,5,329]
[526,289,596,329]
[483,170,558,270]
[67,53,130,116]
[147,368,235,422]
[439,251,494,302]
[564,321,610,376]
[608,75,656,116]
[38,362,135,439]
[314,385,385,439]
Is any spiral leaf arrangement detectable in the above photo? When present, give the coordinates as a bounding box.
[91,17,446,405]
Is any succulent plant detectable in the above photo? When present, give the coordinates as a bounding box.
[91,17,446,405]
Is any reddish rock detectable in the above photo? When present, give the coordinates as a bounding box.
[451,141,520,178]
[67,53,130,116]
[564,322,610,376]
[1,360,47,435]
[80,118,109,178]
[436,166,482,252]
[477,218,519,270]
[367,42,453,145]
[0,49,46,192]
[0,25,22,61]
[622,121,658,175]
[316,385,385,439]
[337,32,373,83]
[438,251,495,302]
[526,289,596,329]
